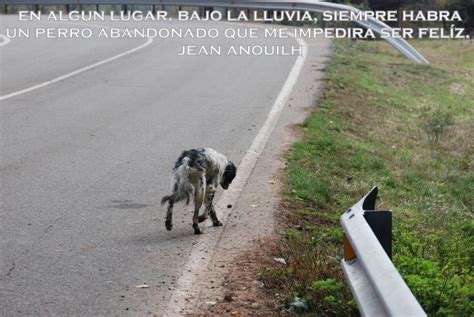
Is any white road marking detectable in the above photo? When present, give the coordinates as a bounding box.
[164,34,308,316]
[0,37,153,101]
[0,34,11,47]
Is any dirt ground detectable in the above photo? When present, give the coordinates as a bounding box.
[193,240,287,316]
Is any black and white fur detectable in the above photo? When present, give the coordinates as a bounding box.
[161,148,237,234]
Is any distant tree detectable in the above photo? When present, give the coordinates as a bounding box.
[368,0,404,11]
[329,0,367,6]
[328,0,473,33]
[402,0,473,35]
[442,0,474,34]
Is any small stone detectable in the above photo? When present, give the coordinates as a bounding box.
[273,257,287,265]
[205,301,217,306]
[251,303,261,309]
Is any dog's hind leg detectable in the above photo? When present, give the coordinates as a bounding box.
[192,180,205,234]
[163,182,178,231]
[165,200,174,231]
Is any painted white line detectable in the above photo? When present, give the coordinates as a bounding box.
[0,34,11,47]
[0,37,153,101]
[164,34,308,316]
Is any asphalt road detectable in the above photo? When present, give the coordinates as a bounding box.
[0,16,299,315]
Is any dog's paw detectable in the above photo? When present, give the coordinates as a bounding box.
[192,224,203,234]
[198,214,209,223]
[165,220,173,231]
[212,220,223,227]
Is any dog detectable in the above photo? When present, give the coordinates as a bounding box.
[161,148,237,234]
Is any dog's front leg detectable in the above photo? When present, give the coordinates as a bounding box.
[198,184,215,223]
[201,183,222,227]
[192,182,205,234]
[208,196,223,227]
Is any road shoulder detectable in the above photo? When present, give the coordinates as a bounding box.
[188,35,332,315]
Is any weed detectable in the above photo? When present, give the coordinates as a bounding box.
[421,105,455,142]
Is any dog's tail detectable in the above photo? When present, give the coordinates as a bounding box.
[161,165,194,205]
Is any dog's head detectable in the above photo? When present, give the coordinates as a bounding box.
[221,161,236,190]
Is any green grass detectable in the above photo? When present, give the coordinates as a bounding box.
[260,39,473,315]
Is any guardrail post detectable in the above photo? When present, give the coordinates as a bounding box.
[354,187,392,258]
[364,210,392,258]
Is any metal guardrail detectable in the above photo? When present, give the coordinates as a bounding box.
[0,0,429,64]
[341,187,426,317]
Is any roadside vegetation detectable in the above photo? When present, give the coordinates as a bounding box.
[260,39,473,315]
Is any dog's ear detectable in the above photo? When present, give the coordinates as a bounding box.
[225,162,237,181]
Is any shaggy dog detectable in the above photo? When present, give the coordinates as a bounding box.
[161,148,237,234]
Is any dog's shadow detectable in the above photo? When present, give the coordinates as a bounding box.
[128,223,220,246]
[109,199,220,245]
[130,224,217,245]
[109,200,151,210]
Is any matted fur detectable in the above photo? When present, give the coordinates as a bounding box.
[161,148,237,234]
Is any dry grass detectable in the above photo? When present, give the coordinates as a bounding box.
[260,39,473,315]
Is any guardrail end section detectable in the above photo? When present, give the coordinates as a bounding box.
[362,186,378,210]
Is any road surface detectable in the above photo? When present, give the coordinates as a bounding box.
[0,16,303,315]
